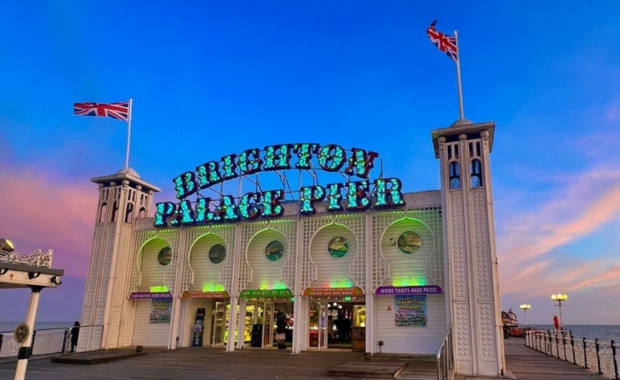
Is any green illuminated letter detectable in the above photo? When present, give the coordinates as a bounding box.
[216,196,239,222]
[154,202,177,227]
[299,185,326,215]
[326,183,344,212]
[293,143,319,169]
[373,178,405,208]
[344,148,378,179]
[345,181,370,211]
[172,171,197,200]
[239,192,261,220]
[221,154,238,180]
[261,190,285,218]
[196,161,223,189]
[263,144,293,171]
[318,145,346,172]
[238,148,263,174]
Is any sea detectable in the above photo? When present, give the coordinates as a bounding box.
[0,321,618,342]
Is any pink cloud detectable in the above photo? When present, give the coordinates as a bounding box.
[0,163,97,278]
[605,105,619,122]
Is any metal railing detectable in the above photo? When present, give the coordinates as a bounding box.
[525,329,619,379]
[0,325,104,358]
[436,327,453,380]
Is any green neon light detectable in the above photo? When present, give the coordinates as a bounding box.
[344,296,351,301]
[150,285,168,292]
[173,172,196,199]
[344,148,378,179]
[202,283,225,292]
[293,143,318,169]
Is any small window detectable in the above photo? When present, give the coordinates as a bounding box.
[209,244,226,264]
[449,162,461,189]
[397,231,422,254]
[327,236,350,259]
[265,241,285,262]
[125,203,134,224]
[471,159,483,188]
[99,203,107,223]
[111,201,119,222]
[157,247,172,266]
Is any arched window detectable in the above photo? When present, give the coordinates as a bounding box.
[470,159,483,188]
[111,201,119,222]
[138,207,147,219]
[449,162,461,189]
[99,203,107,223]
[125,203,134,224]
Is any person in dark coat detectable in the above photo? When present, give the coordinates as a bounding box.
[70,321,80,352]
[275,312,287,349]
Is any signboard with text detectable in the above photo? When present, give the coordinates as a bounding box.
[130,292,173,300]
[239,289,293,298]
[395,295,427,327]
[154,144,406,227]
[150,298,172,324]
[302,287,364,297]
[375,285,443,296]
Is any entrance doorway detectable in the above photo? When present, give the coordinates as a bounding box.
[243,299,294,348]
[309,297,365,350]
[210,301,229,345]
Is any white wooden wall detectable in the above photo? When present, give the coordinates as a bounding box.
[138,238,169,291]
[132,299,172,347]
[309,224,357,288]
[380,219,434,286]
[188,234,227,291]
[132,238,172,346]
[181,298,213,347]
[245,229,288,289]
[374,295,446,354]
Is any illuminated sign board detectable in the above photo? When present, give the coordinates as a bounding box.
[154,143,405,227]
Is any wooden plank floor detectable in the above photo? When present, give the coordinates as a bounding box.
[0,339,606,380]
[503,338,605,380]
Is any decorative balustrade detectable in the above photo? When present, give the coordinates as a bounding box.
[0,249,53,268]
[525,329,619,379]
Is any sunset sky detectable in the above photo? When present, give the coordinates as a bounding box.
[1,2,619,325]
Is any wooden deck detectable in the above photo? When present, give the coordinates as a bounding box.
[0,340,608,380]
[502,338,605,380]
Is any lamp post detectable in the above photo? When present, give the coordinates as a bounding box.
[551,294,568,329]
[519,304,531,328]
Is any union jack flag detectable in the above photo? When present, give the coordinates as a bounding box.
[73,101,130,121]
[426,20,458,62]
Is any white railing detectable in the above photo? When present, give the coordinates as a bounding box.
[436,328,453,380]
[0,325,104,358]
[525,329,619,379]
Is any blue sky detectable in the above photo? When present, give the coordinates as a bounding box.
[1,1,619,325]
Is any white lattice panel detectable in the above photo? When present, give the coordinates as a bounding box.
[183,224,236,292]
[238,221,267,293]
[333,213,366,288]
[471,190,491,300]
[371,210,404,290]
[449,192,467,300]
[300,216,331,290]
[129,228,181,294]
[267,218,297,289]
[408,208,444,288]
[108,224,134,347]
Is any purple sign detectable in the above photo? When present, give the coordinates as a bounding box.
[129,292,173,300]
[375,285,443,296]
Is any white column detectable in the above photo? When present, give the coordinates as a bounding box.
[226,297,238,352]
[14,287,42,380]
[236,298,247,349]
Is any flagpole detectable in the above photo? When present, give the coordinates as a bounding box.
[454,31,465,120]
[125,98,133,170]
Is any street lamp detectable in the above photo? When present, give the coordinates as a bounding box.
[551,294,568,329]
[519,304,531,328]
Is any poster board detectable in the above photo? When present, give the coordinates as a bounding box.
[394,295,427,327]
[150,297,172,324]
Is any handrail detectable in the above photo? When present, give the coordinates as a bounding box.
[436,327,453,380]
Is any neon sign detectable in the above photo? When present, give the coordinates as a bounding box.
[154,143,405,227]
